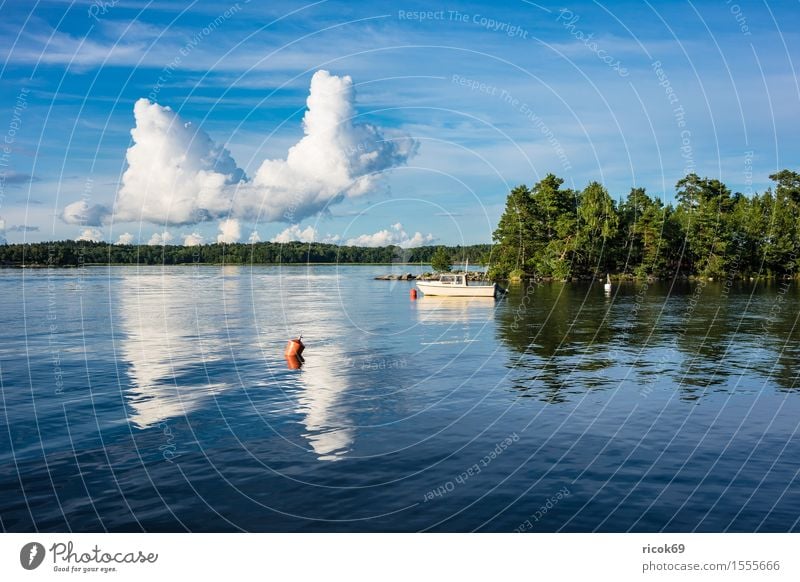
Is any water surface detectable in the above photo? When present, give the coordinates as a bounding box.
[1,265,799,531]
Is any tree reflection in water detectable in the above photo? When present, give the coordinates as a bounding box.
[495,279,800,404]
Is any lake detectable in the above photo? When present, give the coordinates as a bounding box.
[1,265,799,532]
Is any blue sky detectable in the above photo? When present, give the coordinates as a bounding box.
[0,0,798,245]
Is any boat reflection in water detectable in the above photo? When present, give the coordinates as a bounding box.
[414,295,497,324]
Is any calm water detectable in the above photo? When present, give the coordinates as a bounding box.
[1,265,799,532]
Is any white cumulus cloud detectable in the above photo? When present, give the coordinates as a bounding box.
[116,232,135,245]
[403,231,437,247]
[77,227,104,242]
[114,98,244,225]
[272,224,317,243]
[234,70,417,222]
[345,223,435,248]
[216,218,240,244]
[183,232,204,246]
[62,70,416,229]
[272,223,341,244]
[248,230,261,243]
[147,231,173,246]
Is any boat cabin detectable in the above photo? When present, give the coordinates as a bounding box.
[438,274,466,286]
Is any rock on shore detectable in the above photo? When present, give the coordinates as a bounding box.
[374,271,489,281]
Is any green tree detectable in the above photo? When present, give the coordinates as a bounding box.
[675,173,734,277]
[619,187,673,278]
[730,191,765,277]
[489,184,534,279]
[431,246,452,272]
[575,181,619,277]
[764,171,800,275]
[530,174,577,280]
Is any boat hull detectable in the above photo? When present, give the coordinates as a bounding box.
[415,282,497,297]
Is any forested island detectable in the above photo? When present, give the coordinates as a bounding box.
[0,239,490,268]
[4,169,798,281]
[489,170,800,281]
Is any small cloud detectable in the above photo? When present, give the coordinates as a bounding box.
[147,231,173,246]
[7,224,39,233]
[77,227,103,242]
[248,230,261,243]
[116,232,135,245]
[403,231,437,247]
[435,211,462,217]
[1,171,39,186]
[183,232,204,246]
[216,218,240,244]
[345,223,435,248]
[272,223,340,244]
[61,199,110,226]
[272,224,317,243]
[332,210,368,217]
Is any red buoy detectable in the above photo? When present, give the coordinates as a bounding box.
[410,288,418,300]
[284,336,305,358]
[285,355,303,370]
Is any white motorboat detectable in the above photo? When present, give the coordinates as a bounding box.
[415,262,497,297]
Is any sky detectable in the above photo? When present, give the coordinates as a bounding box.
[0,0,798,246]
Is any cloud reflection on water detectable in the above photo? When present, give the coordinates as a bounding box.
[116,269,232,429]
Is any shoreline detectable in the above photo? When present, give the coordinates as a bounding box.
[3,262,798,282]
[1,262,438,269]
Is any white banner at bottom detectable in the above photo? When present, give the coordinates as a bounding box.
[0,533,795,581]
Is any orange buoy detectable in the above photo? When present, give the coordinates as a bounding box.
[410,288,418,300]
[285,355,303,369]
[284,335,305,358]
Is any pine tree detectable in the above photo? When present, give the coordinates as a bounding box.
[530,174,577,279]
[576,181,619,277]
[430,246,452,272]
[675,174,733,277]
[489,184,533,279]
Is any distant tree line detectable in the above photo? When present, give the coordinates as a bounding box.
[0,239,491,267]
[489,170,800,281]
